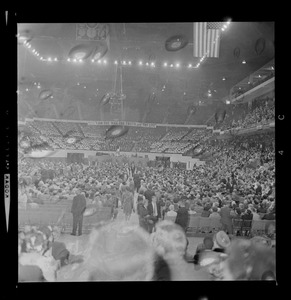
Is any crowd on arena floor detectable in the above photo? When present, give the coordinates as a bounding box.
[18,123,275,282]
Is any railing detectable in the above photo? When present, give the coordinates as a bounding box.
[18,199,112,234]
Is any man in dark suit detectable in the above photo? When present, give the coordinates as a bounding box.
[133,172,142,192]
[137,196,150,232]
[175,200,189,232]
[147,195,159,233]
[219,202,234,235]
[71,189,86,236]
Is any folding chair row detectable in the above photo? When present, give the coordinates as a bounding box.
[251,220,276,236]
[186,216,222,234]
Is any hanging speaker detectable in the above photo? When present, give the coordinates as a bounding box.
[100,93,111,106]
[68,43,95,60]
[105,125,129,139]
[39,89,53,100]
[65,137,82,145]
[91,42,108,60]
[165,35,188,52]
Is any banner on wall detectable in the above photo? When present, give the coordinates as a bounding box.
[87,120,157,128]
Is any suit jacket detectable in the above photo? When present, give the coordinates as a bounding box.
[219,206,233,226]
[175,207,189,230]
[201,210,211,217]
[71,194,86,215]
[147,201,159,221]
[137,203,149,223]
[144,189,155,201]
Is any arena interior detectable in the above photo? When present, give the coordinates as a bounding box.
[17,22,276,282]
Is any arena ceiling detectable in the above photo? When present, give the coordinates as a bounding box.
[17,22,274,121]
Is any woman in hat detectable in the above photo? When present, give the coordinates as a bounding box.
[213,231,231,253]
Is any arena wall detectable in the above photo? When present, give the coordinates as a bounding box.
[41,150,204,170]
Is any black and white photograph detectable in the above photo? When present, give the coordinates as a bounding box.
[13,20,279,286]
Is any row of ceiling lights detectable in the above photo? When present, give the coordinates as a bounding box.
[22,39,222,70]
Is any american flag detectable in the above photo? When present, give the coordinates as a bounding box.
[193,22,223,58]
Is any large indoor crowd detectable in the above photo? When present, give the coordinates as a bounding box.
[18,127,275,282]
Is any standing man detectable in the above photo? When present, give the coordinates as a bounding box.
[219,201,234,235]
[137,195,150,232]
[133,171,142,193]
[175,200,189,233]
[71,189,86,236]
[147,194,159,233]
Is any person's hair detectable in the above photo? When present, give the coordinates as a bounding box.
[203,236,214,250]
[169,205,174,211]
[190,204,195,211]
[212,207,218,212]
[137,195,144,202]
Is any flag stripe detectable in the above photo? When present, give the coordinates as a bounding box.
[206,28,211,57]
[203,23,207,57]
[213,30,218,56]
[210,30,214,57]
[199,23,203,57]
[193,23,198,56]
[216,30,220,56]
[211,30,215,57]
